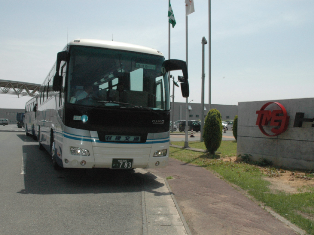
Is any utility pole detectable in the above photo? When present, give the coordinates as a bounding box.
[184,15,189,148]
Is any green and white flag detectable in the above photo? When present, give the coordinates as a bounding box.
[168,1,176,28]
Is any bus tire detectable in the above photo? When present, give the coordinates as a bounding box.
[51,134,62,170]
[25,125,30,136]
[39,142,44,150]
[32,125,37,140]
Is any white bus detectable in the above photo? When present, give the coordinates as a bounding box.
[32,39,189,169]
[24,97,38,139]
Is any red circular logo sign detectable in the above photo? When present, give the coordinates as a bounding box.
[256,102,290,137]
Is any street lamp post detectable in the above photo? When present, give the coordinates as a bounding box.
[201,37,207,142]
[188,100,193,121]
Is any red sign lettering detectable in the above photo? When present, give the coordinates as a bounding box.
[256,102,289,136]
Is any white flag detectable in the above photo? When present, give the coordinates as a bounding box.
[185,0,195,15]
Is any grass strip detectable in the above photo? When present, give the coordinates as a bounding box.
[170,140,237,157]
[170,143,314,234]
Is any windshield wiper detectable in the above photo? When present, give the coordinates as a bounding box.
[94,101,163,116]
[97,100,130,106]
[97,101,148,109]
[123,103,164,116]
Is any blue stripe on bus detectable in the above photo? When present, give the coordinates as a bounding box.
[63,133,93,142]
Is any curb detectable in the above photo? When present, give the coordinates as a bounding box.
[164,179,192,235]
[264,206,307,235]
[140,169,192,235]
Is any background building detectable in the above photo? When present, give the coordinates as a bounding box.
[0,103,238,126]
[171,102,238,122]
[0,109,24,124]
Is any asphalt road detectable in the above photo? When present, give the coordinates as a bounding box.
[0,125,188,235]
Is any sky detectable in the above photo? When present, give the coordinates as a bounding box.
[0,0,314,109]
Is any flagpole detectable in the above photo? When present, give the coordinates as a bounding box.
[184,0,194,148]
[208,0,211,108]
[168,0,174,133]
[184,14,189,148]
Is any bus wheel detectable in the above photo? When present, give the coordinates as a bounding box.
[32,126,37,140]
[25,125,30,136]
[39,141,44,150]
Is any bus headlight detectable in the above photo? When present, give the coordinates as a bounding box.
[153,149,167,157]
[70,147,90,156]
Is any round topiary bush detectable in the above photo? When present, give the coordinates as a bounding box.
[203,109,222,154]
[233,115,238,141]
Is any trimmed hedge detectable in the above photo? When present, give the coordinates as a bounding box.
[203,109,222,154]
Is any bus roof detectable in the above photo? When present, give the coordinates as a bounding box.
[67,39,164,57]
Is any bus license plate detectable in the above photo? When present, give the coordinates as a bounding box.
[112,159,133,169]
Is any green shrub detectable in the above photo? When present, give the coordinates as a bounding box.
[238,154,273,166]
[239,153,251,163]
[257,158,273,167]
[233,115,238,141]
[203,109,222,154]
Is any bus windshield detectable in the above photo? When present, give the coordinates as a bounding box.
[66,46,170,110]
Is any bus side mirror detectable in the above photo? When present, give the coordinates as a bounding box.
[162,59,189,98]
[179,79,189,98]
[53,51,68,91]
[53,74,62,91]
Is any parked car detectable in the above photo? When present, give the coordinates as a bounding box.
[178,120,201,132]
[222,121,228,128]
[227,121,233,130]
[0,118,8,126]
[222,120,233,131]
[175,120,184,127]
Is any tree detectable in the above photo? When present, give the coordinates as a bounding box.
[203,109,222,154]
[233,115,238,141]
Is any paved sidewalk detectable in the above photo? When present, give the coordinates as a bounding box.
[147,157,306,235]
